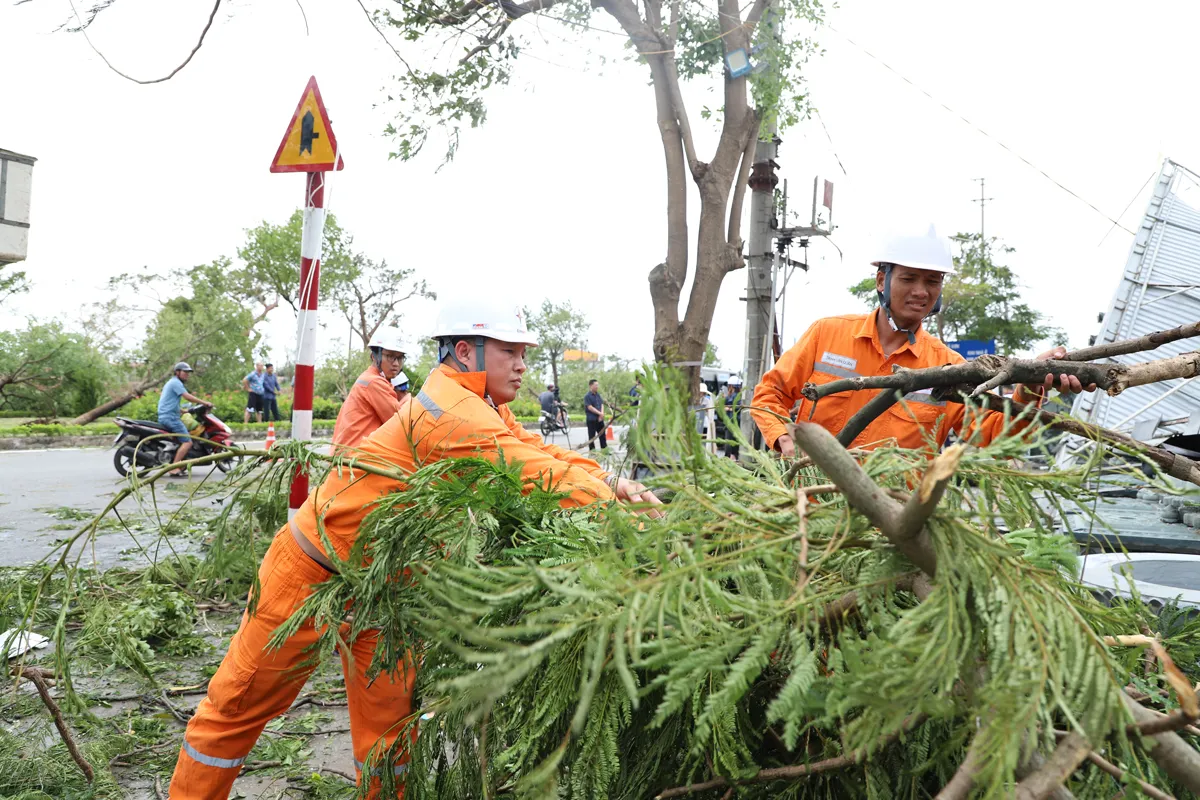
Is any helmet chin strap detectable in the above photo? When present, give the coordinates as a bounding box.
[440,336,487,372]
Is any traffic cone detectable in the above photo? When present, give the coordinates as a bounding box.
[606,425,616,444]
[265,422,276,450]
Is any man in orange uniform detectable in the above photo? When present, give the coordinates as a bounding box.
[331,326,410,450]
[752,227,1089,455]
[170,301,661,799]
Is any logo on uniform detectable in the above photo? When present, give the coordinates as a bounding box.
[472,323,488,329]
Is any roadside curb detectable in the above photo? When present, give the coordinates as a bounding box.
[0,429,337,452]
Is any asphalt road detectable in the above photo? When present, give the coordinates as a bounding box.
[0,445,233,569]
[0,426,628,570]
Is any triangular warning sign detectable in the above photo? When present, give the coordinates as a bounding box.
[270,76,345,173]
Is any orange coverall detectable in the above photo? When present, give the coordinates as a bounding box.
[171,365,615,799]
[751,312,1023,451]
[331,366,404,450]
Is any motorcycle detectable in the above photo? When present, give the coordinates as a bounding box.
[112,403,235,478]
[539,402,571,443]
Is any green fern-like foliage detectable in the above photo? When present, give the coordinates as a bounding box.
[275,374,1187,799]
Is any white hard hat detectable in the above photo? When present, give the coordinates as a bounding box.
[391,371,410,388]
[727,375,743,386]
[700,384,711,394]
[368,326,409,353]
[430,301,539,346]
[871,225,955,275]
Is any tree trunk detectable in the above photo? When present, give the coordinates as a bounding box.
[550,356,559,387]
[69,375,168,425]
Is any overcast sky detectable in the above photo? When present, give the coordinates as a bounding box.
[3,0,1196,376]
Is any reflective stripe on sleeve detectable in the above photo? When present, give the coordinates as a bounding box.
[182,740,247,769]
[416,391,444,420]
[355,379,371,387]
[813,361,862,380]
[354,758,410,776]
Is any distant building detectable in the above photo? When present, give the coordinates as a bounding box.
[563,349,600,363]
[0,149,36,266]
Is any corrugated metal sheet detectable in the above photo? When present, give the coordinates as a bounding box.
[1069,159,1200,443]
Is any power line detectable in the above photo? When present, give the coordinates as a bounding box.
[826,24,1136,236]
[1097,170,1155,246]
[813,108,848,176]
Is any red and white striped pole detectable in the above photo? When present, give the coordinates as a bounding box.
[288,171,326,519]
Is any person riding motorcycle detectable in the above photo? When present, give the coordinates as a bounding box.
[157,362,212,478]
[331,326,409,450]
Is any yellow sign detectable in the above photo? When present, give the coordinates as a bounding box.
[270,76,345,173]
[563,349,599,362]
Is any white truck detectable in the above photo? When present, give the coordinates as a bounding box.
[0,149,36,266]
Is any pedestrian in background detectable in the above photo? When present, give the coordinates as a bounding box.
[584,378,607,450]
[262,363,282,422]
[628,376,642,407]
[242,362,266,423]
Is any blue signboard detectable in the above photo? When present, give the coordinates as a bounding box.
[947,339,997,359]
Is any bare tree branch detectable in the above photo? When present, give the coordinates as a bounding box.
[1064,319,1200,363]
[727,117,759,246]
[13,667,93,782]
[1065,741,1176,800]
[1013,732,1090,800]
[788,421,940,577]
[69,0,221,84]
[654,715,925,798]
[1123,695,1200,794]
[805,353,1200,404]
[933,737,983,799]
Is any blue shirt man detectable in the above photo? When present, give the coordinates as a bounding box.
[156,362,210,478]
[158,375,188,421]
[243,362,266,423]
[261,363,283,423]
[244,369,265,395]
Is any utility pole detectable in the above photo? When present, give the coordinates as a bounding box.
[740,140,779,446]
[972,177,992,240]
[740,8,782,453]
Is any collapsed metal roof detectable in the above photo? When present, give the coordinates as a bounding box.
[1067,159,1200,448]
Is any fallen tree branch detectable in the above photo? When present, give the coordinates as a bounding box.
[803,352,1200,404]
[1123,694,1200,794]
[837,389,904,446]
[1014,748,1075,800]
[789,422,942,577]
[964,393,1200,488]
[1065,742,1176,800]
[654,753,855,798]
[654,715,925,798]
[1063,320,1200,363]
[783,448,871,483]
[1136,710,1200,737]
[13,666,93,783]
[934,737,983,800]
[815,573,920,630]
[1013,731,1091,800]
